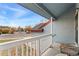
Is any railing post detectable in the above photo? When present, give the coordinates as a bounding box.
[50,17,53,48]
[0,33,53,56]
[50,17,53,34]
[35,40,40,56]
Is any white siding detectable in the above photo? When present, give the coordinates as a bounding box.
[53,9,75,43]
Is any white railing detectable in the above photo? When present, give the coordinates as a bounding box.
[0,33,55,56]
[0,17,54,56]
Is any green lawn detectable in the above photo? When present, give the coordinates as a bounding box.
[0,37,24,43]
[0,40,14,43]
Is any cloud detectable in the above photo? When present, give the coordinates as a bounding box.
[0,4,30,19]
[4,5,31,19]
[0,15,7,19]
[4,6,23,12]
[0,15,10,26]
[0,3,46,27]
[13,11,26,19]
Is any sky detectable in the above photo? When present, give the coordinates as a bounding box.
[0,3,46,27]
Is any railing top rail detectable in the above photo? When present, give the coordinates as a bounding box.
[0,33,55,50]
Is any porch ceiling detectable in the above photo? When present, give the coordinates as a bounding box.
[19,3,75,19]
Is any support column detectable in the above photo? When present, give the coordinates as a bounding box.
[76,4,79,46]
[50,17,53,48]
[78,10,79,46]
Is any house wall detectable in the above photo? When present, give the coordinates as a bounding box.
[40,20,52,54]
[53,8,75,44]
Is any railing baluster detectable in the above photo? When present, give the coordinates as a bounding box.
[17,45,21,56]
[26,42,28,56]
[35,41,36,56]
[25,43,27,56]
[0,33,54,56]
[0,50,2,56]
[21,44,24,56]
[35,40,40,56]
[39,40,40,56]
[30,42,32,56]
[0,50,1,56]
[16,46,18,56]
[31,42,33,56]
[35,40,37,56]
[32,41,36,56]
[27,42,32,56]
[8,49,11,56]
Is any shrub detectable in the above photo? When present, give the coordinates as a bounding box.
[2,29,9,34]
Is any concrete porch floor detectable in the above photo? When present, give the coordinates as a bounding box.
[42,43,68,56]
[42,47,67,56]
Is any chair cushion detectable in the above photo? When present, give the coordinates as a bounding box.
[61,47,78,56]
